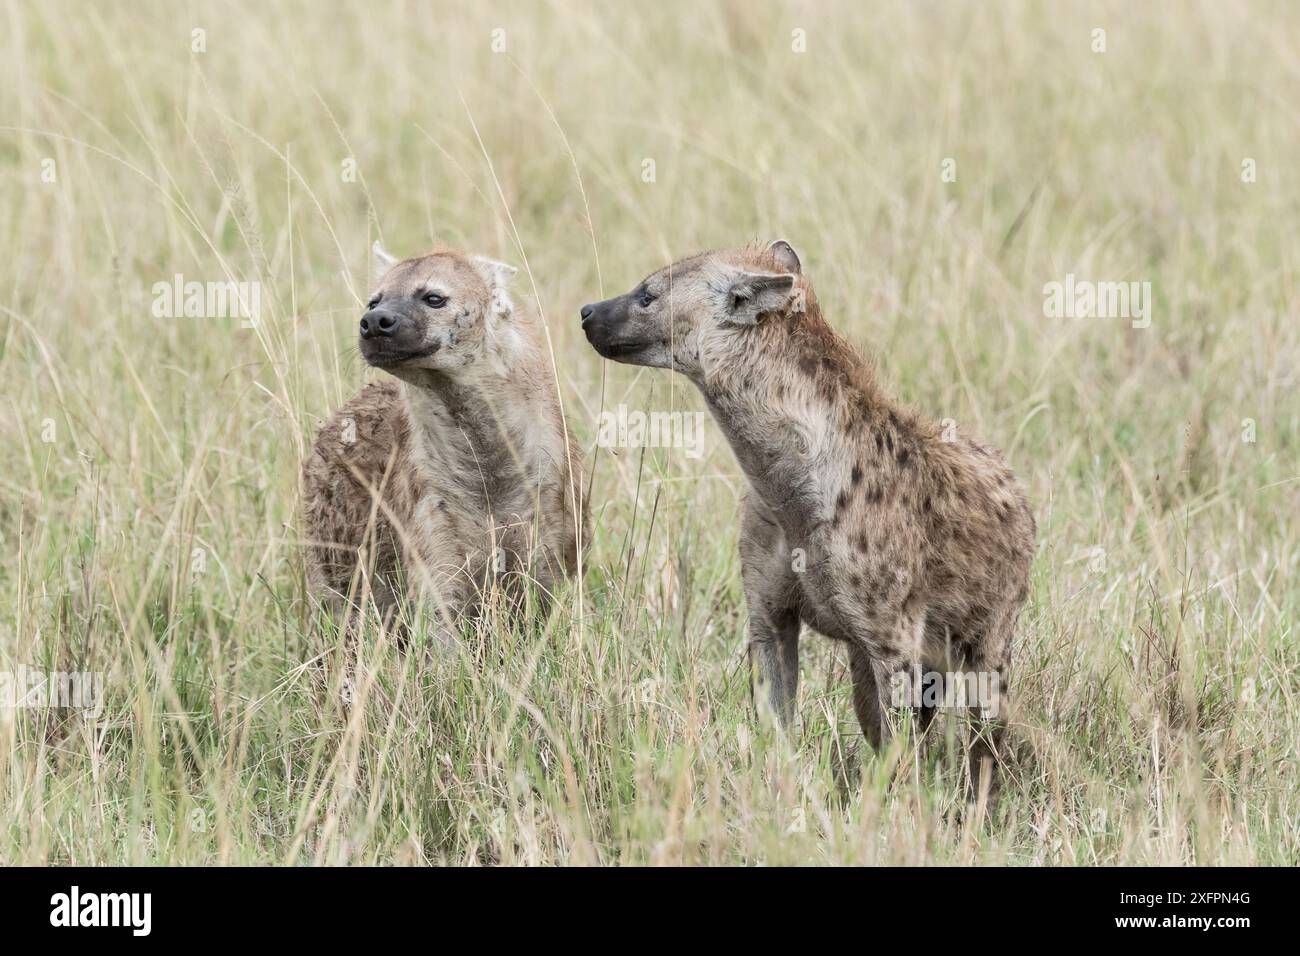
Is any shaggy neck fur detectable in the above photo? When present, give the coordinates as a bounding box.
[396,314,549,511]
[697,288,904,518]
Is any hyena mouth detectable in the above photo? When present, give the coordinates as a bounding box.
[589,334,662,361]
[362,342,442,368]
[597,341,645,359]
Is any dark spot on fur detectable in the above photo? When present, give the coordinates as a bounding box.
[923,496,932,512]
[897,447,910,467]
[850,463,863,485]
[799,355,819,376]
[835,490,848,512]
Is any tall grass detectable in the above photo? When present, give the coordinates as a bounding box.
[1,0,1296,864]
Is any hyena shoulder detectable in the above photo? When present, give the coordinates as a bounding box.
[305,381,411,485]
[301,380,419,587]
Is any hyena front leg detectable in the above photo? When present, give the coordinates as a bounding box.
[740,499,801,730]
[849,603,927,749]
[848,645,889,747]
[747,603,801,730]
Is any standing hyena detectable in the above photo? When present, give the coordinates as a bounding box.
[302,243,587,645]
[580,240,1034,783]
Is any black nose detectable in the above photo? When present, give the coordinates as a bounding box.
[360,309,401,339]
[580,304,595,322]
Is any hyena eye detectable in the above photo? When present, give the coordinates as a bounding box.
[423,292,448,309]
[637,290,657,308]
[367,294,381,309]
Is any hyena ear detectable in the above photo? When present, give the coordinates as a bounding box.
[471,256,518,290]
[472,256,518,320]
[767,239,802,275]
[723,271,796,326]
[371,241,398,284]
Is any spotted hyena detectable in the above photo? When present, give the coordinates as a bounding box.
[580,240,1034,784]
[303,243,587,646]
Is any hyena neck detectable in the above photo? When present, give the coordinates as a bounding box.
[699,300,893,515]
[400,369,541,500]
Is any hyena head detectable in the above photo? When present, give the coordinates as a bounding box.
[359,242,517,375]
[580,239,803,378]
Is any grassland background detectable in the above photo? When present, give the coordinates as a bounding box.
[2,0,1297,864]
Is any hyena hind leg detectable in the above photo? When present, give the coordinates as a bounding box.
[961,607,1018,801]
